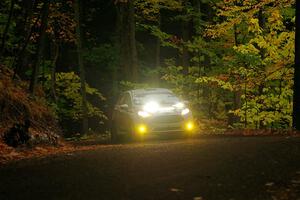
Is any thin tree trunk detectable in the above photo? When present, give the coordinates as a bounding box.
[118,2,130,81]
[155,14,161,69]
[293,0,300,130]
[13,0,35,78]
[29,0,49,94]
[234,24,238,46]
[258,8,266,129]
[193,0,201,34]
[182,19,190,75]
[155,37,161,70]
[244,76,248,128]
[128,0,138,82]
[197,50,201,101]
[14,14,40,79]
[51,42,59,102]
[194,0,201,102]
[154,13,161,86]
[0,0,15,59]
[229,24,241,126]
[74,0,88,135]
[113,5,121,97]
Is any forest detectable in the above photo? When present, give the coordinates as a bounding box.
[0,0,299,143]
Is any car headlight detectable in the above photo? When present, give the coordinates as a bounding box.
[185,121,194,131]
[143,101,159,113]
[138,111,151,118]
[174,102,185,109]
[136,124,147,135]
[181,108,190,115]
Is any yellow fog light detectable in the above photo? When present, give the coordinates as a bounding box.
[185,121,194,131]
[136,124,147,135]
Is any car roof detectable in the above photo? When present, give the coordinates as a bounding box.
[128,88,173,95]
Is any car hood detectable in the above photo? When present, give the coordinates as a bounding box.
[133,105,184,115]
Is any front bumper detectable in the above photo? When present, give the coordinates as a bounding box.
[133,113,194,134]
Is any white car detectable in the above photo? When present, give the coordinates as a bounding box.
[111,88,195,141]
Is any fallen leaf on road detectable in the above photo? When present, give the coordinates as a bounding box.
[7,151,19,157]
[170,188,183,192]
[265,182,275,187]
[291,180,300,184]
[193,197,203,200]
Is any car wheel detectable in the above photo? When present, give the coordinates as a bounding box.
[129,125,147,142]
[111,123,133,143]
[118,126,133,143]
[110,122,120,143]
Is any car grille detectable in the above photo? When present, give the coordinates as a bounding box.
[152,126,181,132]
[150,115,183,124]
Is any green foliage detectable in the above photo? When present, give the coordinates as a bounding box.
[119,81,150,92]
[0,0,19,64]
[160,0,295,129]
[196,67,293,128]
[83,44,118,70]
[161,64,228,120]
[0,0,296,133]
[45,72,107,123]
[135,0,183,22]
[139,24,179,49]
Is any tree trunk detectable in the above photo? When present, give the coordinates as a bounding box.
[154,13,161,86]
[155,36,161,70]
[0,0,15,59]
[293,0,300,130]
[117,0,138,82]
[128,0,138,82]
[193,0,201,102]
[118,2,130,81]
[155,14,161,69]
[51,42,59,102]
[74,0,88,135]
[244,76,248,128]
[29,0,49,94]
[182,19,190,75]
[228,24,241,126]
[193,0,201,34]
[258,8,267,129]
[14,0,35,78]
[113,5,121,97]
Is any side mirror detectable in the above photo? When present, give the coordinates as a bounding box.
[120,104,129,110]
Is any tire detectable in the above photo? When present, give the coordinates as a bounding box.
[111,120,139,143]
[110,122,120,143]
[111,123,133,144]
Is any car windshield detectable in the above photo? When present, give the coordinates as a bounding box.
[132,92,180,106]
